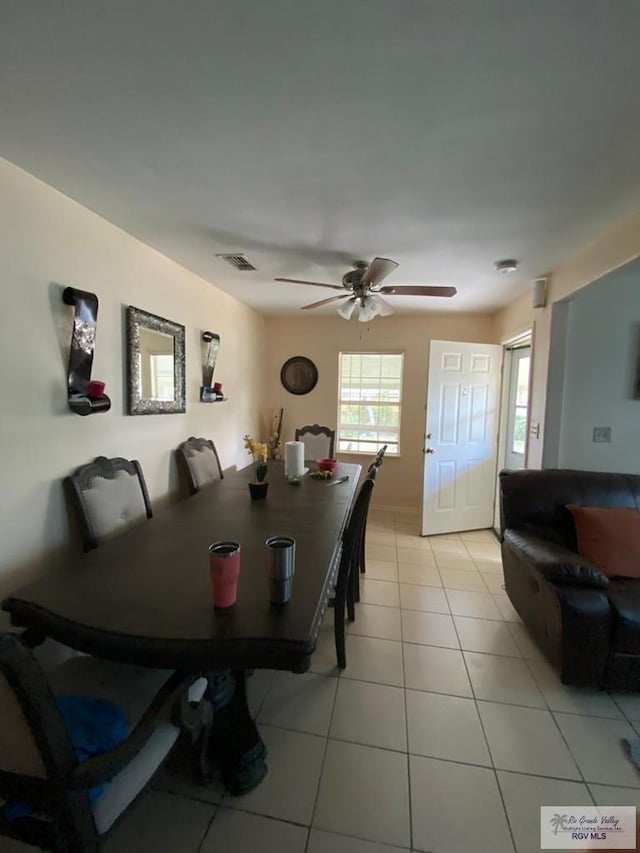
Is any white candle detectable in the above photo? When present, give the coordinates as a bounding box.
[284,441,305,478]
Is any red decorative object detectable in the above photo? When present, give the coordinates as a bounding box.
[87,380,106,399]
[317,458,338,474]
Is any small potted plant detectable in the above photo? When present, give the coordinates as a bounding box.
[244,434,269,499]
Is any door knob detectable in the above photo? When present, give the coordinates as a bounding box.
[424,447,435,454]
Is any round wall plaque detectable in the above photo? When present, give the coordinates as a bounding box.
[280,356,318,395]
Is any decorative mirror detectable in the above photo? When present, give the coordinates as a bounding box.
[126,306,186,415]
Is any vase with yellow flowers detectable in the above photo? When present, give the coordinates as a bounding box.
[244,434,269,499]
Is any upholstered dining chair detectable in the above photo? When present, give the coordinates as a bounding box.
[294,424,336,460]
[65,456,153,553]
[360,444,388,580]
[0,633,188,853]
[176,436,223,495]
[367,443,388,473]
[332,468,377,669]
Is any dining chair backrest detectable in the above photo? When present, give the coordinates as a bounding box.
[65,456,152,552]
[294,424,336,460]
[0,633,183,852]
[332,469,377,668]
[177,436,223,495]
[368,444,388,472]
[0,666,49,780]
[0,633,86,849]
[343,468,377,556]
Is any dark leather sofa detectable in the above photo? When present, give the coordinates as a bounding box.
[499,468,640,689]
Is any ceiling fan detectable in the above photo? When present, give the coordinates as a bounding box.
[275,258,456,321]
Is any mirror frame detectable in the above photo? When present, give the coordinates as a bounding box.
[126,306,186,415]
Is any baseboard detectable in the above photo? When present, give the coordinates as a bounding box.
[371,504,421,518]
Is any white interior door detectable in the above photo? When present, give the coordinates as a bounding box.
[422,341,503,536]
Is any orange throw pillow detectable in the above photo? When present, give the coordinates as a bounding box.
[567,505,640,579]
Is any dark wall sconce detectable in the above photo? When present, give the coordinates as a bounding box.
[200,331,226,402]
[62,287,111,416]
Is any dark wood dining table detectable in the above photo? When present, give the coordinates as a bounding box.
[2,461,361,792]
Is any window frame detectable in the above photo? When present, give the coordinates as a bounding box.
[336,351,404,457]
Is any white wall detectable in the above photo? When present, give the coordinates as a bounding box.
[0,159,266,610]
[556,262,640,472]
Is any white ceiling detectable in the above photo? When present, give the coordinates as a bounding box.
[2,1,640,315]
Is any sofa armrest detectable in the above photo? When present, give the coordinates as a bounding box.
[504,529,609,589]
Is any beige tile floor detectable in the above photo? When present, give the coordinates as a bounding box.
[12,512,640,853]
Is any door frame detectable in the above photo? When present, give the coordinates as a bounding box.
[494,329,533,531]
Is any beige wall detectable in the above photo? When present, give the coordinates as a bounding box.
[495,211,640,467]
[265,313,497,509]
[494,291,534,344]
[0,159,266,611]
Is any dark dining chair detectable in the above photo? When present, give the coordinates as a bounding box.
[367,443,388,473]
[65,456,152,553]
[332,468,377,669]
[360,444,388,580]
[65,456,208,706]
[176,436,223,495]
[294,424,336,460]
[0,633,189,853]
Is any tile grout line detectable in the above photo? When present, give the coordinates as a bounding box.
[399,580,414,853]
[304,609,343,852]
[445,584,519,853]
[521,655,598,806]
[246,717,640,788]
[195,805,219,853]
[221,799,320,829]
[341,668,640,721]
[249,669,276,730]
[609,691,640,734]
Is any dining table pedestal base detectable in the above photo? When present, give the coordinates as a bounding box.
[198,669,268,795]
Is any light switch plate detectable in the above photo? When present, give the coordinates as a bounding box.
[593,426,612,443]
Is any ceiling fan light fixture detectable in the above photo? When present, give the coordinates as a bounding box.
[357,296,380,323]
[368,293,394,317]
[336,298,356,320]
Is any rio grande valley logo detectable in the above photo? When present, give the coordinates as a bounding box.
[540,806,636,849]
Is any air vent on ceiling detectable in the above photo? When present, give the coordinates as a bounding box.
[216,253,257,271]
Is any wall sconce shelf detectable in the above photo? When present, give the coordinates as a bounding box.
[199,386,228,403]
[62,287,111,416]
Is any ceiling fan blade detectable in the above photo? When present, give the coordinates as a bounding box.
[362,257,399,288]
[378,285,457,297]
[301,294,350,310]
[275,277,343,291]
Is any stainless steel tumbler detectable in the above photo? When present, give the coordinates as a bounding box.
[265,536,296,604]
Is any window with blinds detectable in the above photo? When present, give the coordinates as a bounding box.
[337,353,403,456]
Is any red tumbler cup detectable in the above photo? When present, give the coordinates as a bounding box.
[208,541,240,608]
